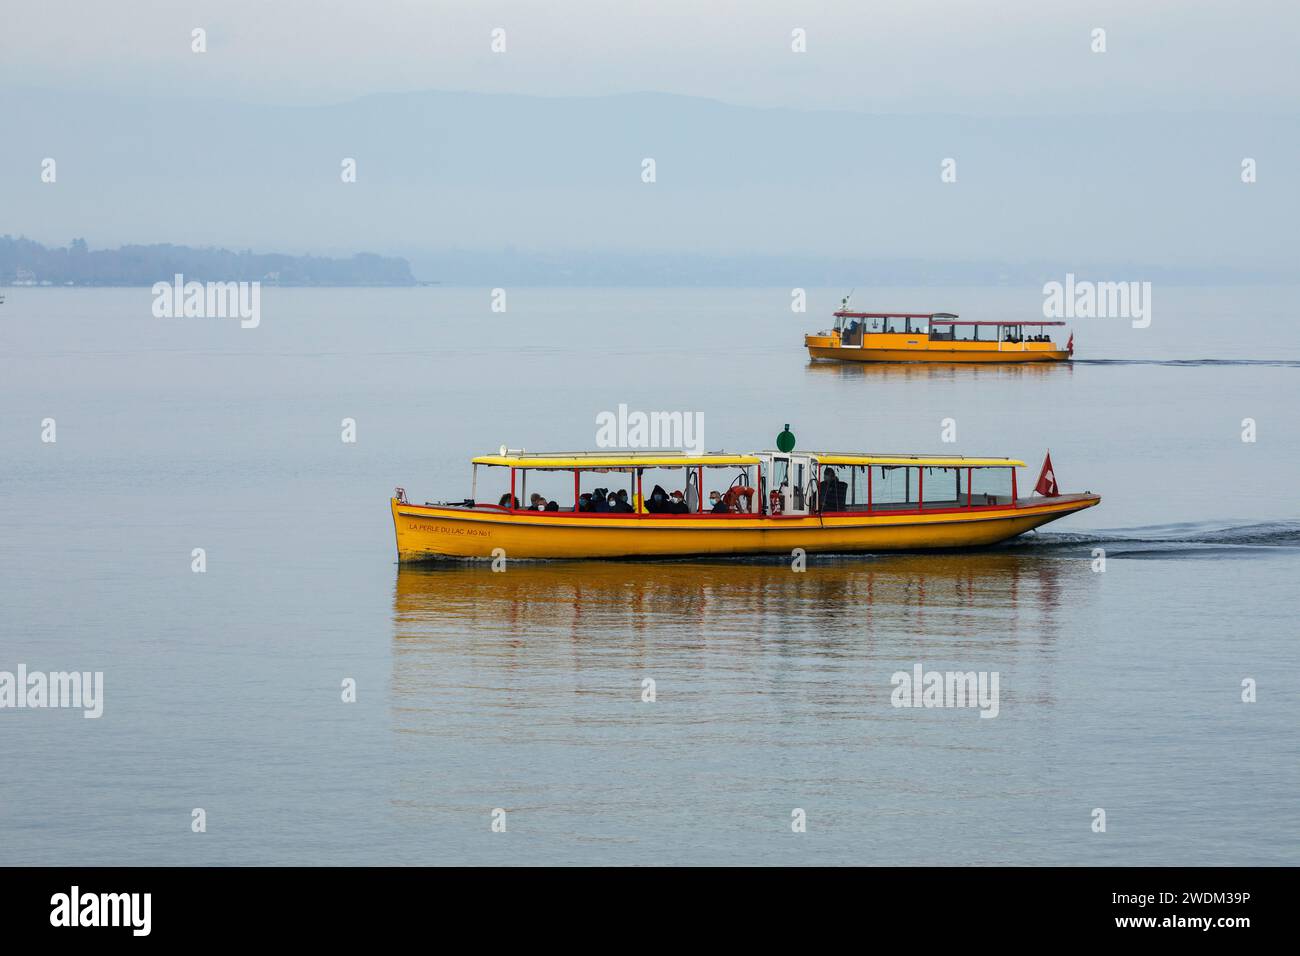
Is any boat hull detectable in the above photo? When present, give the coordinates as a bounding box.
[807,345,1070,363]
[804,332,1069,363]
[391,495,1100,561]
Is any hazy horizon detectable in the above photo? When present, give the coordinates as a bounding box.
[2,1,1296,282]
[3,87,1296,284]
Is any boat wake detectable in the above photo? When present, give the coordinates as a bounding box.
[1073,359,1300,367]
[1004,520,1300,559]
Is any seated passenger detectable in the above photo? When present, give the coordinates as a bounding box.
[646,485,670,513]
[709,490,729,513]
[668,491,689,514]
[819,468,846,511]
[613,490,634,513]
[578,493,593,512]
[593,493,611,513]
[545,500,559,511]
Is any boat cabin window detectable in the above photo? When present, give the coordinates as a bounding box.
[575,468,638,513]
[871,466,920,510]
[816,464,1018,511]
[792,458,806,511]
[769,457,789,493]
[921,467,964,509]
[820,465,868,512]
[473,464,517,510]
[969,467,1015,506]
[617,465,759,515]
[840,317,864,346]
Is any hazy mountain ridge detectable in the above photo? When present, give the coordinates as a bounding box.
[2,88,1295,285]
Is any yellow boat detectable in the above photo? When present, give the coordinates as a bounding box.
[390,443,1099,562]
[806,310,1072,363]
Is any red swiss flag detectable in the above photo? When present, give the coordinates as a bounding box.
[1035,452,1059,497]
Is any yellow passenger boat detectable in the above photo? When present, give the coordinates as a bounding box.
[806,310,1073,363]
[390,440,1099,562]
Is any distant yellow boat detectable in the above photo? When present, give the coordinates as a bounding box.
[806,310,1072,363]
[390,443,1099,562]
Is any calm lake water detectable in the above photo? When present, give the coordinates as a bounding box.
[1,286,1297,865]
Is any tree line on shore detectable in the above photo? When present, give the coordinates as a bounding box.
[0,236,416,286]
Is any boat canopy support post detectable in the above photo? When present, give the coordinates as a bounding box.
[574,469,580,511]
[472,464,478,505]
[1011,466,1018,505]
[509,468,516,512]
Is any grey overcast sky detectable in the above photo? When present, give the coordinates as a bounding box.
[2,0,1296,113]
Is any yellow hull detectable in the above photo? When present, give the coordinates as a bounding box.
[805,334,1069,364]
[391,495,1100,561]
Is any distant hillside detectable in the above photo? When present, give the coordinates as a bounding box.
[2,89,1296,284]
[0,236,416,286]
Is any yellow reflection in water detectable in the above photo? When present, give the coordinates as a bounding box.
[392,552,1068,652]
[804,360,1073,382]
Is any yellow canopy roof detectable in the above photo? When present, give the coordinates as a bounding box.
[473,451,762,469]
[816,453,1024,468]
[474,451,1021,469]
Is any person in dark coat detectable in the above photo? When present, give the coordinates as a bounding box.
[819,468,848,512]
[646,485,670,513]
